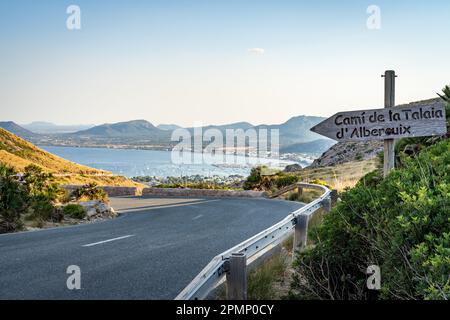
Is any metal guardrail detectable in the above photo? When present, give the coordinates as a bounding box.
[175,183,333,300]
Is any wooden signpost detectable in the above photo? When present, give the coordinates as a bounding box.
[310,70,447,177]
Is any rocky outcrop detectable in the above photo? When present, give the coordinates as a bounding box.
[310,140,383,168]
[77,200,117,220]
[283,164,302,173]
[63,185,139,197]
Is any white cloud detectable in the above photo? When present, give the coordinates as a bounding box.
[247,48,265,55]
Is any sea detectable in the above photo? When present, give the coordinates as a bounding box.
[40,146,312,178]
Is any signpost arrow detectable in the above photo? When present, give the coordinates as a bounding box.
[310,103,447,142]
[310,70,447,178]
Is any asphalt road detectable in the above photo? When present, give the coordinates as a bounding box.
[0,196,302,299]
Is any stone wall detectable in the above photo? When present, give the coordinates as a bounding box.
[62,185,139,197]
[62,185,266,198]
[142,188,267,198]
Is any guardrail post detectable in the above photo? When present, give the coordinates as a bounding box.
[323,190,338,212]
[330,189,338,207]
[323,197,332,212]
[226,253,247,300]
[297,186,303,196]
[293,214,309,251]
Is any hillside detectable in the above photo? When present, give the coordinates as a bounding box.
[73,119,165,137]
[310,140,383,167]
[299,158,378,190]
[257,115,327,146]
[189,117,327,148]
[280,139,336,155]
[157,124,182,131]
[0,128,141,187]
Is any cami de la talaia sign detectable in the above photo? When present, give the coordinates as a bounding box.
[310,104,447,142]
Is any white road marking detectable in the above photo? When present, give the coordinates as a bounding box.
[82,235,135,247]
[192,214,203,220]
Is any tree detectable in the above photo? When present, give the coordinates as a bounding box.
[23,164,63,221]
[24,164,60,200]
[437,85,450,103]
[437,85,450,130]
[0,164,28,233]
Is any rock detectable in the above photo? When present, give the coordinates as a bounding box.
[86,207,98,217]
[77,200,117,219]
[283,164,302,173]
[310,140,383,168]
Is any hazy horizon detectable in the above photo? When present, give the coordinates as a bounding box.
[2,0,450,126]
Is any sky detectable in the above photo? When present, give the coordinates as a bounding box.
[1,0,449,127]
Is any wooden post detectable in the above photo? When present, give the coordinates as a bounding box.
[297,186,303,196]
[226,253,247,300]
[293,214,308,252]
[383,70,396,177]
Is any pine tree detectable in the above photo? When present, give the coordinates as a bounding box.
[437,86,450,131]
[437,85,450,103]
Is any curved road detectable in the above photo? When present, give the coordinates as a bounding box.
[0,196,302,299]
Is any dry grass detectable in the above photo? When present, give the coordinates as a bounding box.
[299,158,378,191]
[247,252,289,300]
[53,175,143,188]
[0,128,108,174]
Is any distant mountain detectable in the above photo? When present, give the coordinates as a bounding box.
[187,122,254,134]
[157,124,182,131]
[280,139,336,154]
[0,121,37,139]
[255,116,327,146]
[186,117,324,144]
[26,116,328,154]
[72,120,164,137]
[22,121,94,134]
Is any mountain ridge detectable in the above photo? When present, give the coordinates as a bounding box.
[20,116,328,152]
[0,121,37,139]
[22,121,94,134]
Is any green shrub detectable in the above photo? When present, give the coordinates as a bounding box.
[437,85,450,128]
[243,167,301,192]
[288,192,300,201]
[243,166,274,191]
[155,181,230,190]
[23,164,64,222]
[308,179,331,189]
[28,194,54,221]
[63,204,86,219]
[290,140,450,300]
[0,163,28,233]
[24,164,63,202]
[71,183,108,202]
[274,175,300,189]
